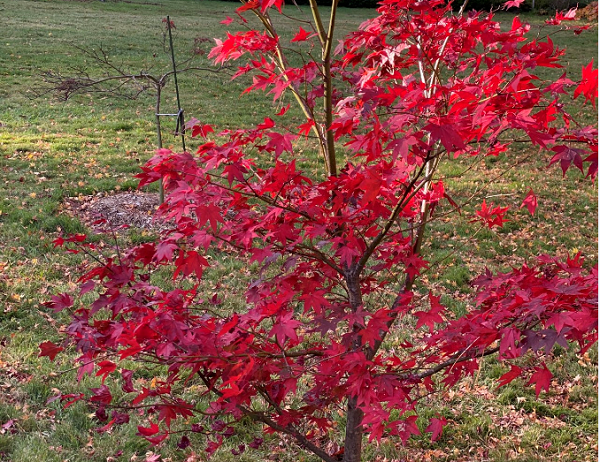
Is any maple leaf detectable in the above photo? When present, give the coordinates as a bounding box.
[358,325,382,348]
[503,0,525,8]
[138,422,160,437]
[574,25,591,35]
[549,145,585,176]
[337,243,361,267]
[96,360,117,383]
[269,311,301,346]
[392,415,420,443]
[265,132,295,158]
[547,312,574,333]
[42,293,73,312]
[497,365,523,388]
[96,417,117,433]
[173,250,209,280]
[38,341,64,361]
[52,393,84,408]
[425,120,466,152]
[574,60,598,107]
[144,453,162,462]
[298,119,315,137]
[154,241,177,262]
[257,117,275,130]
[121,369,136,393]
[191,123,214,138]
[472,200,509,229]
[425,416,447,442]
[414,293,445,331]
[90,384,113,405]
[260,0,284,13]
[542,73,576,94]
[527,364,553,397]
[291,27,313,43]
[275,104,290,116]
[499,327,521,359]
[520,189,538,216]
[403,253,429,280]
[269,78,290,101]
[236,0,259,13]
[197,204,223,232]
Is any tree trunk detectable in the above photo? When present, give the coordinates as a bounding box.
[343,273,364,462]
[343,397,364,462]
[154,86,164,204]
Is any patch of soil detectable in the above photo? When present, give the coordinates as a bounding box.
[62,191,169,234]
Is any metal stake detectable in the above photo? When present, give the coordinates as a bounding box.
[167,15,186,153]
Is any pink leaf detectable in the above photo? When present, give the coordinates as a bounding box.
[503,0,525,8]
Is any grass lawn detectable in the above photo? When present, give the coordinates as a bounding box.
[0,0,597,461]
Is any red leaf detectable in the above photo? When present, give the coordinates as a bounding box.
[96,360,117,383]
[257,117,275,130]
[503,0,525,8]
[121,369,136,393]
[574,60,598,108]
[137,422,160,436]
[59,393,85,408]
[275,104,290,116]
[265,132,295,158]
[269,311,301,346]
[291,27,313,43]
[260,0,284,12]
[497,365,523,388]
[550,145,585,176]
[42,293,73,312]
[236,0,258,13]
[425,120,466,152]
[155,241,177,262]
[96,417,117,433]
[174,250,209,280]
[472,200,509,229]
[425,416,447,442]
[414,293,445,331]
[298,119,315,137]
[520,189,538,216]
[90,384,113,405]
[191,123,214,138]
[38,341,64,361]
[527,364,552,397]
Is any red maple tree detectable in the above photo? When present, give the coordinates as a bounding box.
[42,1,597,461]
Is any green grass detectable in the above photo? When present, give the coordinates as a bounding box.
[0,0,597,461]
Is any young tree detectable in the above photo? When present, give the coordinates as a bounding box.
[42,1,597,461]
[34,18,225,203]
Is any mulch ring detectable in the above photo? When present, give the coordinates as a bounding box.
[62,191,170,234]
[576,1,598,20]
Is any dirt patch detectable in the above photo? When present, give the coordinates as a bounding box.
[62,191,170,234]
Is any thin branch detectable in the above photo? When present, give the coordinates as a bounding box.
[197,369,336,462]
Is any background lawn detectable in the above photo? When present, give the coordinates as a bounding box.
[0,0,597,461]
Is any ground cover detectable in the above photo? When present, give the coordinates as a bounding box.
[0,0,597,461]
